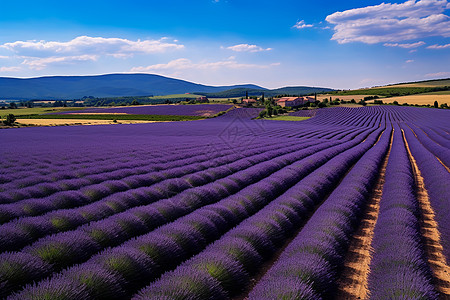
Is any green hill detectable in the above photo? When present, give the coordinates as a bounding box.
[201,86,334,98]
[0,74,264,100]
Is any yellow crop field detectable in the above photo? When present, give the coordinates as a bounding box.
[373,94,450,105]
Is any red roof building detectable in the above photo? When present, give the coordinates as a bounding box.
[276,97,303,107]
[242,98,257,106]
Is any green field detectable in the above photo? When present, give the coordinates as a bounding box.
[331,86,450,97]
[18,114,205,122]
[421,90,450,95]
[147,94,203,100]
[0,107,86,119]
[383,78,450,88]
[265,116,311,121]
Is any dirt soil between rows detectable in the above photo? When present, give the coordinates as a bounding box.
[403,130,450,298]
[334,129,393,300]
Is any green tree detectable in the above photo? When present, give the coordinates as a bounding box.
[9,102,17,109]
[434,101,439,108]
[258,110,267,118]
[267,105,273,117]
[4,114,16,125]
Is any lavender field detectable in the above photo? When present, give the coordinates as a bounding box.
[0,106,449,299]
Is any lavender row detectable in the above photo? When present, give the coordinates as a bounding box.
[418,125,450,149]
[0,143,207,196]
[407,123,450,167]
[5,127,380,299]
[0,138,289,203]
[246,125,391,299]
[0,137,301,205]
[402,124,450,263]
[0,139,323,252]
[133,124,387,299]
[0,138,312,223]
[1,137,344,298]
[367,125,437,299]
[0,142,189,185]
[1,120,354,198]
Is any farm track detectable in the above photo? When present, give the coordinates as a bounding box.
[334,127,393,300]
[235,128,388,300]
[403,130,450,298]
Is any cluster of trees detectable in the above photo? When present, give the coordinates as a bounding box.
[1,114,16,126]
[0,100,85,109]
[0,101,32,109]
[258,99,288,118]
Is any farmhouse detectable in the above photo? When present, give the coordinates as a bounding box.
[276,96,316,107]
[276,97,303,107]
[242,98,257,106]
[196,96,209,103]
[304,96,316,103]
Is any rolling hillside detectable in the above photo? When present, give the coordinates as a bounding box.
[0,74,265,100]
[200,86,335,98]
[331,78,450,97]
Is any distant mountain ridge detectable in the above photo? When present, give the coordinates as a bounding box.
[0,74,265,100]
[200,86,335,98]
[0,73,334,100]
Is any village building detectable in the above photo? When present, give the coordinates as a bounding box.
[276,96,316,107]
[196,96,209,103]
[276,97,303,107]
[242,98,257,106]
[303,96,316,103]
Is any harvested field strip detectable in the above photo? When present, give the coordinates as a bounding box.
[335,128,393,300]
[403,130,450,297]
[18,114,206,121]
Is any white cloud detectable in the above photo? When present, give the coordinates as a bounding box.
[0,66,21,72]
[0,36,184,71]
[225,44,272,52]
[384,41,425,48]
[405,59,415,63]
[293,20,314,29]
[0,55,10,59]
[326,0,450,44]
[425,71,450,77]
[130,57,280,72]
[22,55,98,70]
[427,43,450,49]
[1,36,184,58]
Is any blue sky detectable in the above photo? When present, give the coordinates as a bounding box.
[0,0,449,89]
